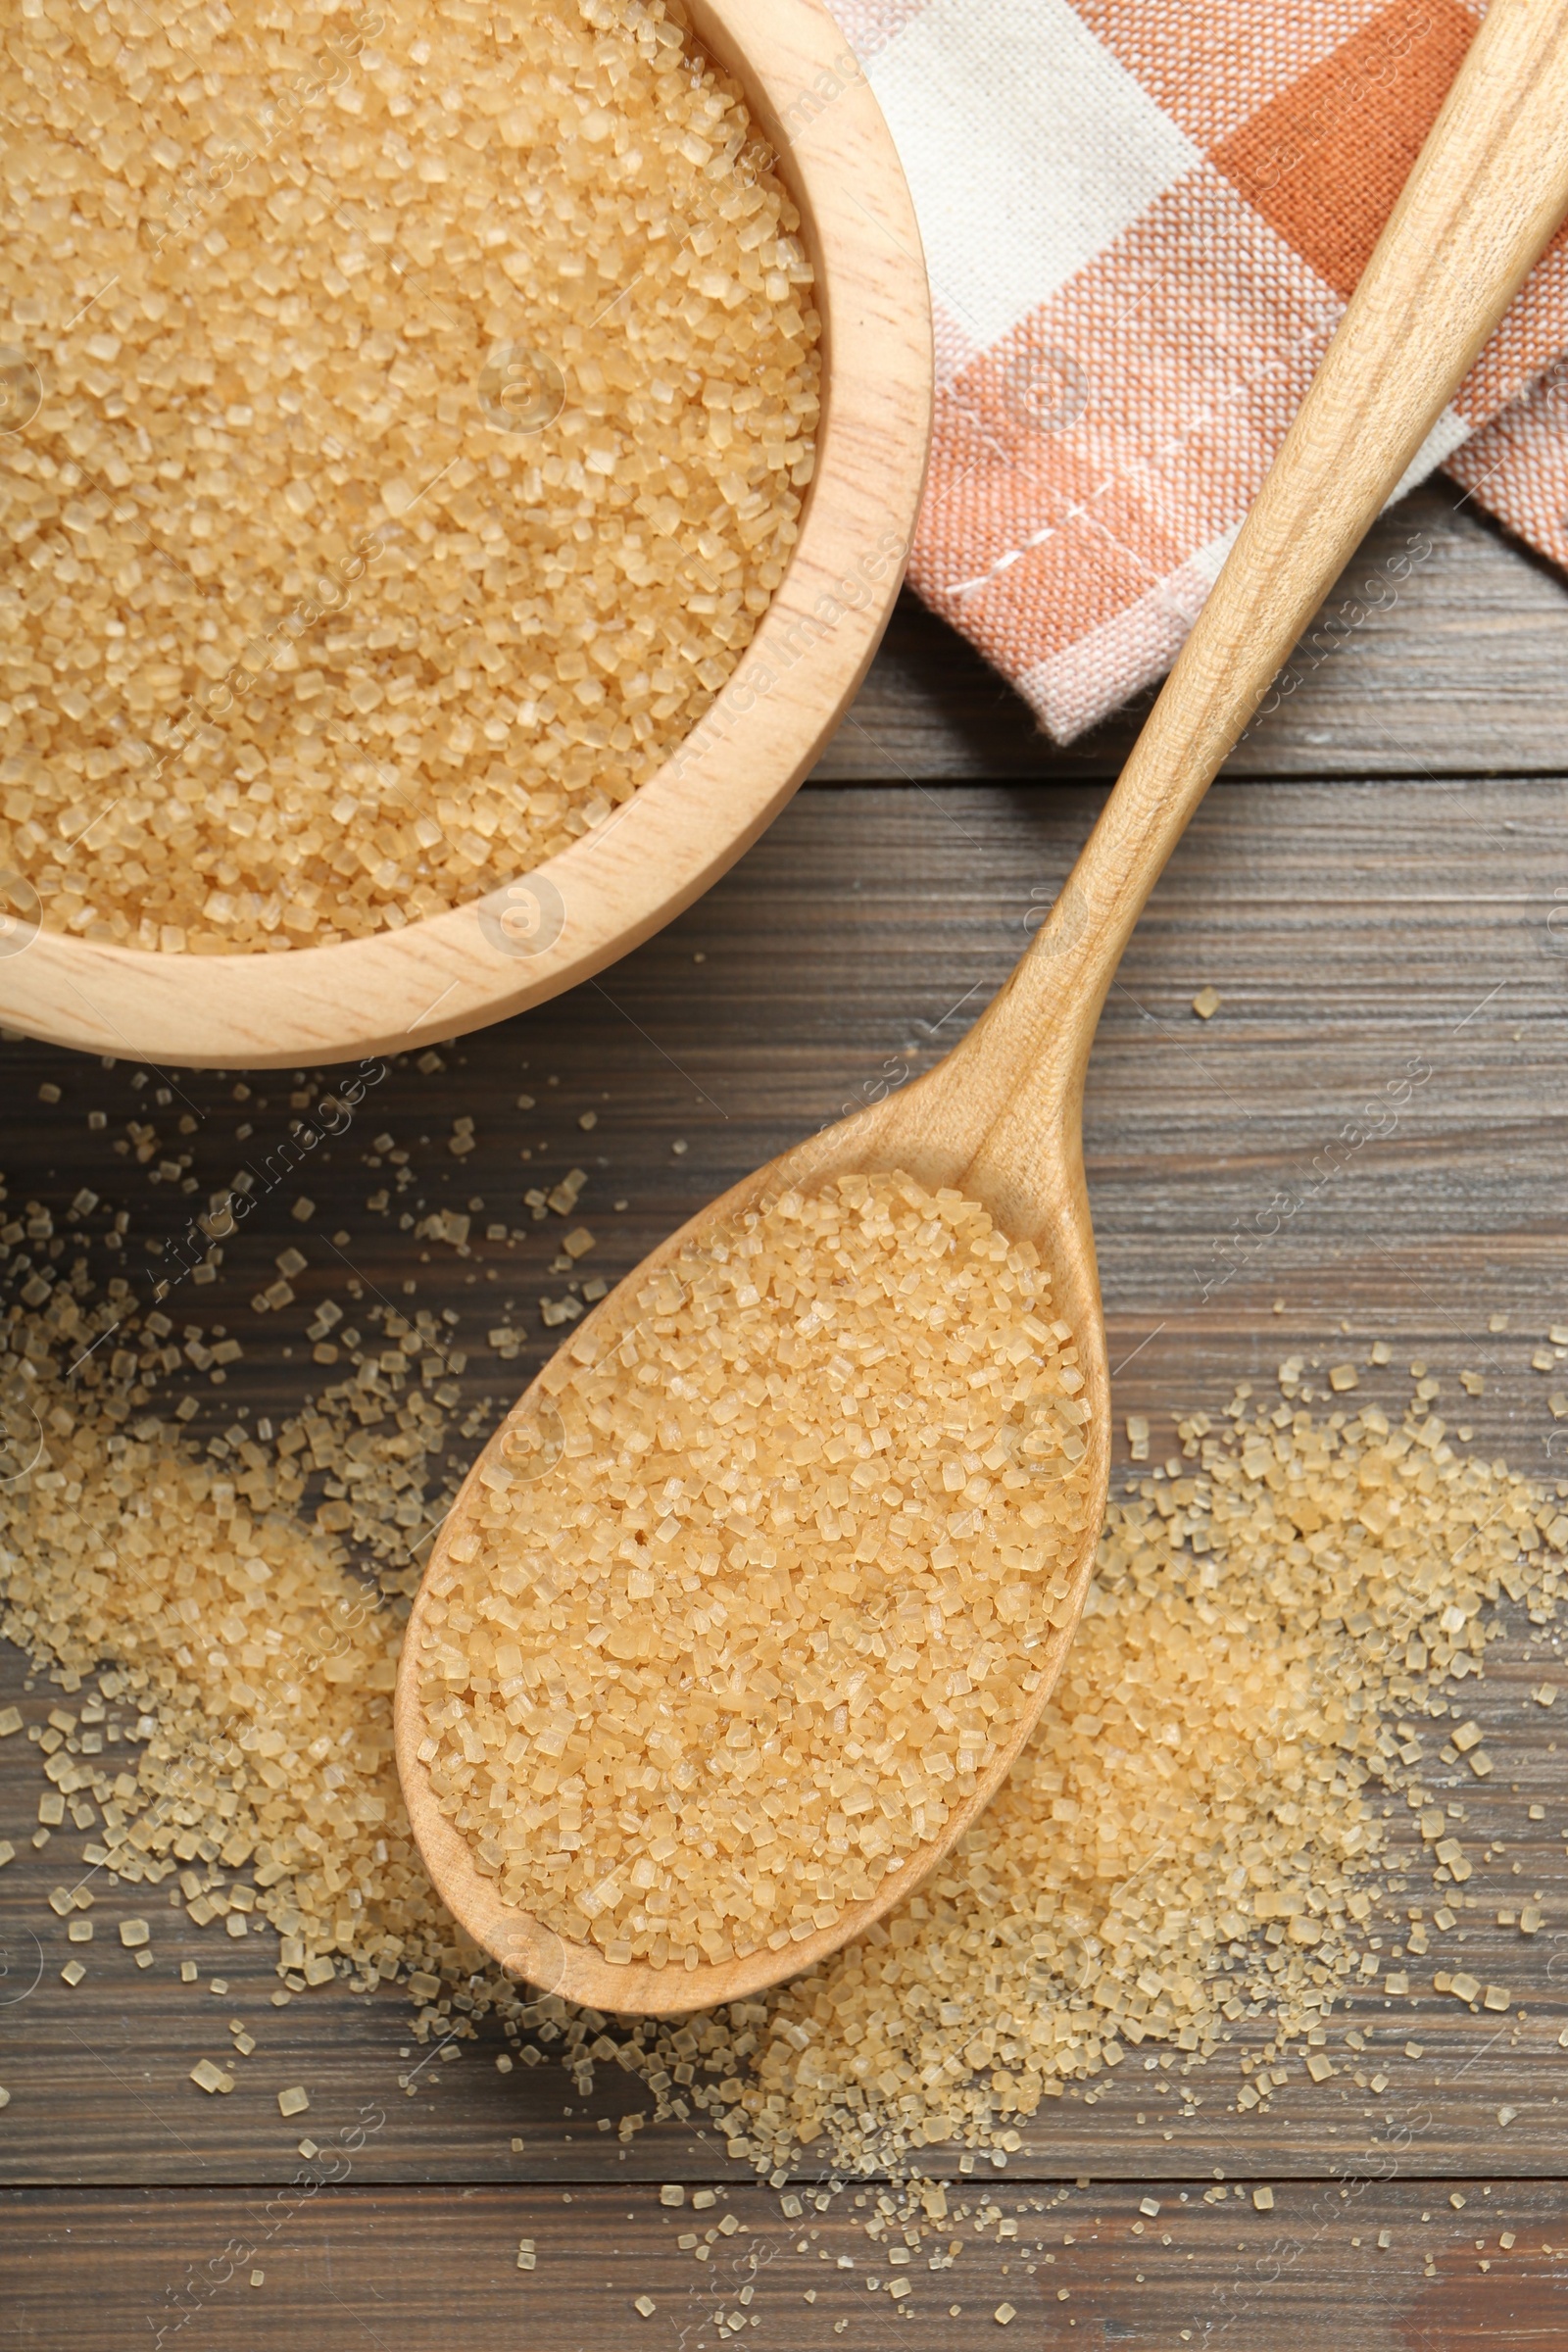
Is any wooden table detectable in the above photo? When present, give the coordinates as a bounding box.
[6,479,1568,2346]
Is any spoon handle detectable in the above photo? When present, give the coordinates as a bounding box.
[1008,0,1568,1100]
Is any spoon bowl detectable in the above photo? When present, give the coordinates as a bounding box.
[398,0,1568,2013]
[396,1050,1110,2013]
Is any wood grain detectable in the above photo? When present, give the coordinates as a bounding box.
[5,781,1568,2196]
[0,0,933,1070]
[7,777,1568,2343]
[6,2180,1568,2350]
[811,485,1568,781]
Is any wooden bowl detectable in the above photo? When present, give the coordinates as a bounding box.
[0,0,930,1070]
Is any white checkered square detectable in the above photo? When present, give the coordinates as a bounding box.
[864,0,1200,348]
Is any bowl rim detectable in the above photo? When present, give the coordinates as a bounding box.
[0,0,932,1069]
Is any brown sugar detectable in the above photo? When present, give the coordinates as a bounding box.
[727,1385,1562,2171]
[416,1172,1097,1969]
[0,0,818,953]
[0,1261,458,1986]
[4,1214,1565,2180]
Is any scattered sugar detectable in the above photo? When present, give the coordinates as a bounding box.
[721,1386,1563,2172]
[0,1266,464,1988]
[416,1172,1095,1966]
[3,1220,1566,2185]
[0,0,818,954]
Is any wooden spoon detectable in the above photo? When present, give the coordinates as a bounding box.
[397,0,1568,2015]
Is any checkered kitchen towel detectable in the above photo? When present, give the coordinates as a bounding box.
[832,0,1568,742]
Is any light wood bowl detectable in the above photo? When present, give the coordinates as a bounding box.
[0,0,930,1070]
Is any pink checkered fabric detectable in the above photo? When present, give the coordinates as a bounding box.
[834,0,1568,741]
